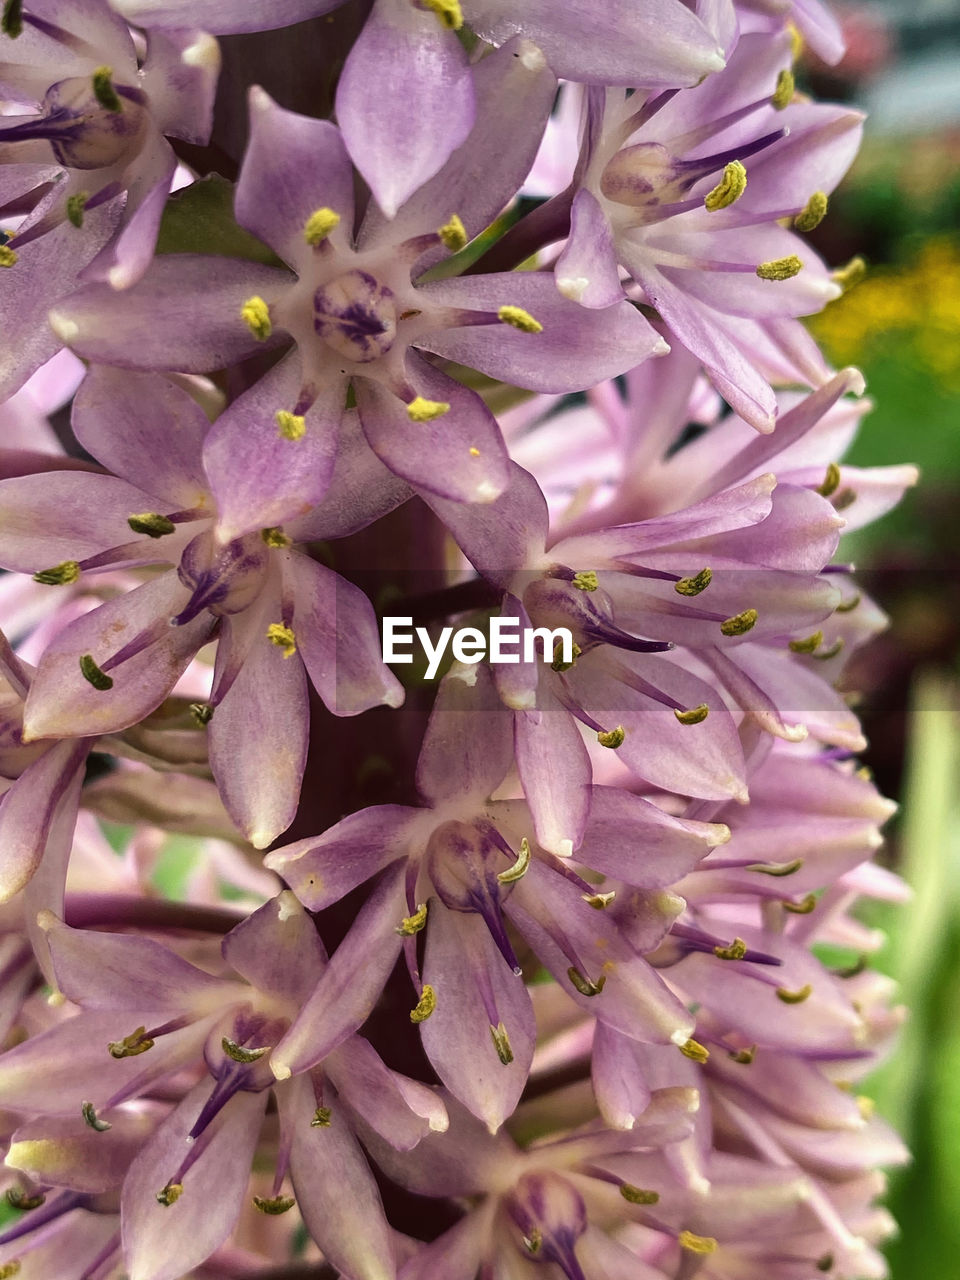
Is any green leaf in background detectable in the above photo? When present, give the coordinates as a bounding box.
[155,175,282,266]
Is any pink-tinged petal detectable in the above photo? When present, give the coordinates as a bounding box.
[270,863,407,1078]
[490,594,540,710]
[555,188,625,308]
[222,891,327,1005]
[576,786,724,886]
[734,102,863,217]
[23,573,214,740]
[328,1035,447,1151]
[592,1021,653,1130]
[398,1208,491,1280]
[204,354,342,542]
[0,1209,117,1279]
[356,357,509,504]
[515,683,591,857]
[265,806,424,912]
[122,1083,267,1280]
[209,600,309,849]
[338,0,473,219]
[73,366,211,504]
[696,486,843,572]
[417,662,513,806]
[111,0,344,33]
[785,463,919,533]
[285,552,404,716]
[22,760,85,986]
[7,1104,161,1193]
[49,256,292,373]
[237,88,355,266]
[467,0,726,86]
[697,645,811,744]
[577,1227,666,1280]
[418,272,667,393]
[141,29,221,144]
[0,739,87,903]
[419,903,534,1133]
[279,1072,396,1280]
[793,0,847,64]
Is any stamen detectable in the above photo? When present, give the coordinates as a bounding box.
[679,1038,709,1064]
[729,1044,756,1064]
[713,937,747,960]
[525,1228,543,1254]
[568,966,606,997]
[66,193,87,228]
[397,902,428,935]
[784,892,817,914]
[572,570,598,592]
[583,890,616,909]
[79,654,113,691]
[407,396,450,422]
[490,1022,513,1065]
[795,191,828,232]
[127,512,176,538]
[704,160,747,211]
[92,67,122,113]
[33,560,79,586]
[5,1189,44,1212]
[620,1185,660,1205]
[0,1264,20,1279]
[789,631,823,654]
[190,701,214,726]
[266,622,297,657]
[241,295,272,340]
[832,256,866,291]
[497,837,531,884]
[597,725,626,749]
[0,243,17,267]
[776,983,813,1004]
[756,255,802,281]
[438,213,467,251]
[410,985,436,1022]
[748,858,804,876]
[551,641,581,673]
[675,567,712,596]
[261,526,292,548]
[720,608,758,636]
[422,0,463,30]
[1,0,23,37]
[679,1230,718,1254]
[311,1106,332,1127]
[108,1025,154,1058]
[498,305,543,334]
[772,68,794,109]
[836,592,861,614]
[813,638,844,660]
[221,1036,270,1063]
[817,462,841,496]
[156,1183,183,1207]
[303,207,340,246]
[275,409,305,440]
[253,1194,296,1214]
[81,1101,111,1132]
[675,703,709,725]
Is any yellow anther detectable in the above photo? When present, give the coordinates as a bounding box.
[422,0,463,30]
[303,206,341,246]
[497,836,531,884]
[311,1106,332,1127]
[253,1194,296,1214]
[776,983,813,1004]
[583,890,616,909]
[397,902,428,936]
[713,937,747,961]
[597,725,625,749]
[756,255,802,281]
[572,570,598,591]
[410,984,437,1023]
[620,1184,660,1205]
[783,892,818,914]
[108,1026,154,1059]
[128,511,176,538]
[0,243,17,267]
[857,1094,876,1121]
[0,1264,21,1280]
[81,1101,112,1131]
[704,160,747,212]
[275,409,305,440]
[261,526,292,548]
[679,1230,718,1255]
[795,191,829,232]
[222,1036,270,1063]
[747,858,803,877]
[675,567,712,596]
[787,21,804,60]
[156,1182,183,1207]
[67,192,87,228]
[79,653,113,691]
[789,631,823,654]
[490,1022,513,1065]
[241,295,272,340]
[812,637,844,660]
[407,396,451,422]
[679,1038,709,1064]
[5,1188,45,1211]
[836,592,861,614]
[832,256,866,291]
[729,1044,756,1064]
[498,304,543,334]
[817,461,841,496]
[190,701,213,726]
[551,641,581,673]
[266,622,297,657]
[33,560,80,586]
[675,703,709,725]
[469,446,480,457]
[720,608,758,636]
[772,67,795,110]
[92,66,122,112]
[568,966,606,997]
[438,213,467,251]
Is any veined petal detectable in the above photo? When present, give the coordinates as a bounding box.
[110,0,345,33]
[576,785,724,886]
[0,739,87,903]
[514,681,591,857]
[140,28,221,144]
[416,661,514,806]
[7,1103,162,1193]
[555,188,626,309]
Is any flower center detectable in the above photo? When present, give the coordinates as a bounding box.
[42,74,147,170]
[313,269,397,363]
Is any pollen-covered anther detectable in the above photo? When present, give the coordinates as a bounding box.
[772,67,795,109]
[109,1025,155,1059]
[679,1230,718,1255]
[190,701,213,726]
[241,295,272,340]
[789,630,823,654]
[266,622,297,657]
[222,1036,270,1063]
[128,511,176,538]
[784,892,818,914]
[80,654,113,691]
[620,1184,660,1205]
[92,66,122,113]
[583,890,616,909]
[720,608,758,636]
[81,1101,112,1132]
[675,703,709,725]
[777,983,813,1004]
[675,567,712,596]
[0,243,17,267]
[679,1037,709,1064]
[490,1022,514,1065]
[713,936,748,961]
[407,396,451,422]
[836,591,861,614]
[597,725,626,749]
[397,902,428,936]
[704,160,747,212]
[0,1263,21,1279]
[756,255,802,281]
[568,966,606,997]
[303,206,341,246]
[33,560,80,586]
[498,305,543,334]
[552,641,581,673]
[275,409,305,440]
[1,0,23,38]
[67,192,88,228]
[253,1194,296,1215]
[748,857,804,876]
[572,570,599,592]
[497,836,531,884]
[795,191,829,232]
[261,525,292,548]
[422,0,463,30]
[833,255,867,291]
[410,984,437,1023]
[5,1188,45,1212]
[729,1044,757,1064]
[311,1106,332,1127]
[156,1182,184,1207]
[438,213,467,251]
[813,637,844,660]
[817,461,842,496]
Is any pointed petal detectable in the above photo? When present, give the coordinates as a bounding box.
[515,684,591,857]
[0,740,87,903]
[555,188,625,308]
[417,661,513,806]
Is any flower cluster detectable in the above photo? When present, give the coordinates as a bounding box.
[0,2,916,1278]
